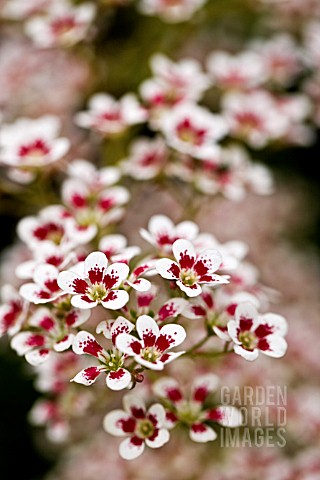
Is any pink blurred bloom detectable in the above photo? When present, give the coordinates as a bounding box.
[222,90,289,148]
[138,0,207,23]
[25,2,96,48]
[0,285,27,337]
[206,50,266,90]
[11,306,89,365]
[153,374,242,442]
[0,115,69,182]
[140,214,199,253]
[121,136,168,180]
[74,93,147,136]
[159,103,228,159]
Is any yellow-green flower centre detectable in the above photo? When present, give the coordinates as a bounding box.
[239,331,258,350]
[177,401,202,425]
[141,346,161,363]
[88,283,107,301]
[136,419,155,439]
[180,269,198,286]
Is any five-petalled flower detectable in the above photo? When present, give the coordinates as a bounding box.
[116,314,186,370]
[153,374,243,443]
[57,251,129,310]
[103,393,170,459]
[71,317,134,391]
[227,302,288,361]
[156,239,229,297]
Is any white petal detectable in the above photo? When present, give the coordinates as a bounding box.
[101,290,129,310]
[215,406,243,428]
[152,377,182,402]
[127,278,151,292]
[148,215,174,238]
[71,295,97,309]
[105,262,130,286]
[123,393,146,416]
[146,428,170,448]
[160,351,185,365]
[33,264,59,289]
[172,239,196,266]
[96,319,113,338]
[84,251,108,282]
[157,298,188,321]
[194,249,222,274]
[260,335,287,358]
[119,437,145,460]
[116,333,143,356]
[57,270,87,294]
[103,409,133,436]
[147,403,166,427]
[136,315,159,343]
[235,302,258,327]
[259,313,288,337]
[106,369,132,391]
[156,259,180,280]
[234,344,259,361]
[28,307,55,329]
[227,320,240,344]
[110,316,134,343]
[19,283,51,304]
[54,334,74,352]
[158,323,186,349]
[192,374,220,402]
[99,234,127,252]
[71,366,102,386]
[68,308,91,327]
[136,356,165,371]
[25,348,51,365]
[189,423,217,443]
[176,280,202,298]
[72,330,104,357]
[176,221,199,241]
[11,332,45,355]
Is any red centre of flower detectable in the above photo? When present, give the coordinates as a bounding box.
[33,222,64,243]
[235,111,263,130]
[176,118,206,146]
[98,110,122,123]
[51,16,77,36]
[18,139,50,158]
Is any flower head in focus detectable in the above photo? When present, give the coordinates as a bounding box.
[156,239,229,297]
[57,251,129,310]
[228,302,288,361]
[103,393,170,459]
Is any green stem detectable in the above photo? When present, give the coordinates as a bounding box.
[184,335,210,356]
[191,350,233,359]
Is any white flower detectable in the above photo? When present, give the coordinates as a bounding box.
[228,302,288,361]
[116,314,186,370]
[103,393,170,459]
[74,93,147,136]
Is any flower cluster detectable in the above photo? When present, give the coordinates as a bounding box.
[0,202,288,456]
